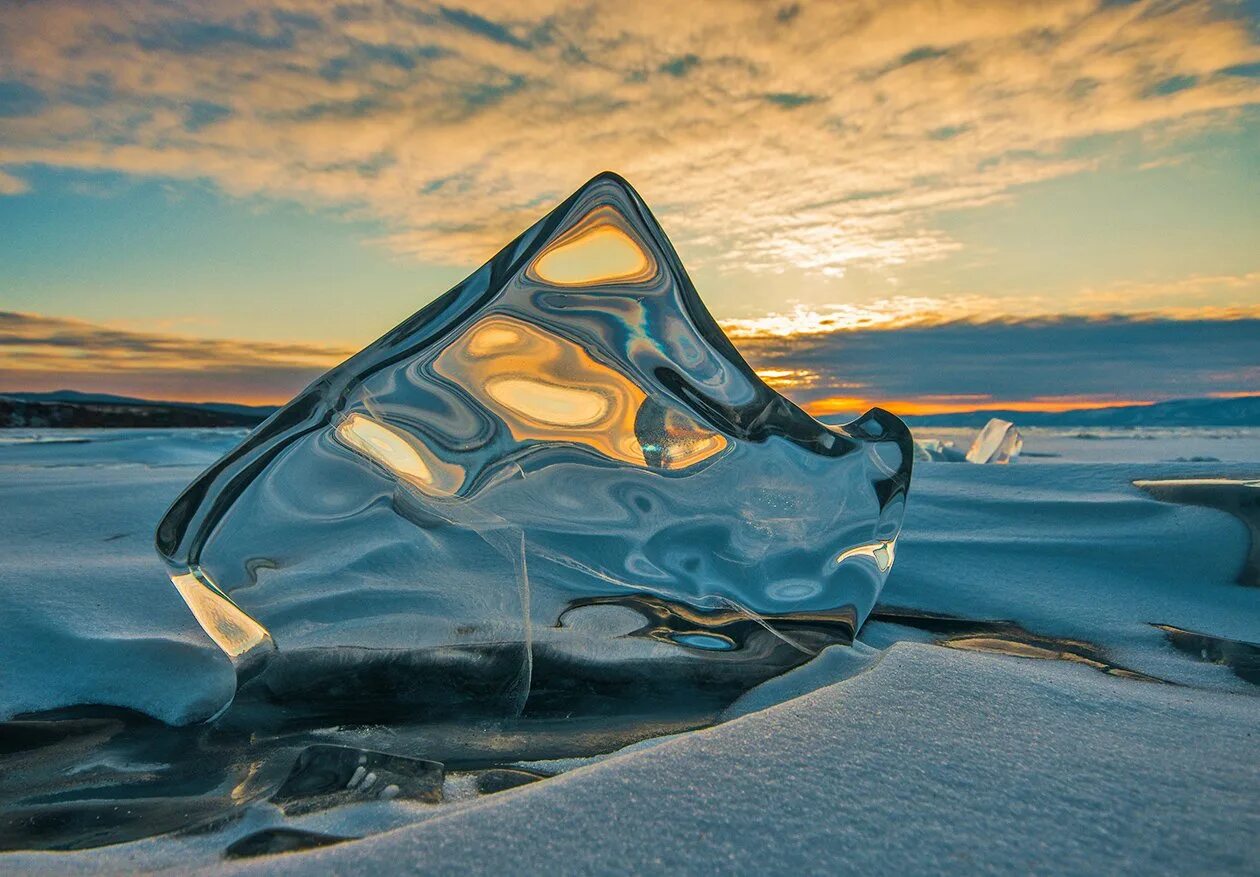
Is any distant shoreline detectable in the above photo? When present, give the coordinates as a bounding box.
[825,395,1260,428]
[3,389,1258,429]
[0,393,274,428]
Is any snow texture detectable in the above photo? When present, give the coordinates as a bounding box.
[208,644,1257,876]
[2,427,1258,874]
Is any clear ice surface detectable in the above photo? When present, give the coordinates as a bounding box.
[966,418,1023,464]
[156,172,912,718]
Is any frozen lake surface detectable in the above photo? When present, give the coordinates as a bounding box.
[1,427,1257,874]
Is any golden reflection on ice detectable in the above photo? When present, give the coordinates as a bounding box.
[170,569,272,659]
[335,412,464,496]
[528,206,657,287]
[436,314,724,469]
[834,539,896,573]
[485,378,610,427]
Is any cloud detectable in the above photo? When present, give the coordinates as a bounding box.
[0,169,28,195]
[3,307,1255,411]
[734,314,1260,414]
[0,311,352,403]
[0,0,1254,277]
[720,272,1260,336]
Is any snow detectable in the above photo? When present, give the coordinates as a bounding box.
[204,644,1257,876]
[883,459,1260,690]
[0,428,246,467]
[1,427,1257,873]
[0,456,235,725]
[917,426,1260,465]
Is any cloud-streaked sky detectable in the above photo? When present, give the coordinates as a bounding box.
[1,0,1257,412]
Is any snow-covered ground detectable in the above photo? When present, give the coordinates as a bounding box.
[1,427,1257,874]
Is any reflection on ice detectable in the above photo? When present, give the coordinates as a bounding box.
[528,205,657,287]
[224,828,353,860]
[1153,623,1260,686]
[432,313,726,469]
[834,540,896,574]
[336,413,464,497]
[169,569,272,661]
[867,608,1163,683]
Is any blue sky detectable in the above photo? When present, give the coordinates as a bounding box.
[1,167,462,343]
[0,0,1257,410]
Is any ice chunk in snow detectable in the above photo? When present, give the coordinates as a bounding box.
[154,172,912,716]
[966,418,1022,464]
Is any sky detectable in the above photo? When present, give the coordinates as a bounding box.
[0,0,1257,414]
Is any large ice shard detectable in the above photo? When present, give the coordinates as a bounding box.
[155,173,912,718]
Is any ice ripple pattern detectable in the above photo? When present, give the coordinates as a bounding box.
[155,173,913,713]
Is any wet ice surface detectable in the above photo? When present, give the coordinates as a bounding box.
[2,426,1258,873]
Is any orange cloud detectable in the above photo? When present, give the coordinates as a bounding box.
[0,169,28,195]
[807,395,1157,418]
[0,311,353,404]
[2,310,1255,411]
[0,0,1255,279]
[721,278,1260,341]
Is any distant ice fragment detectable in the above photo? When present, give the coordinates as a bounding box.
[966,418,1022,464]
[155,172,912,718]
[914,438,966,463]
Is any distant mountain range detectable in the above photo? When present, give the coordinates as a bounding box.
[0,391,279,428]
[895,395,1260,428]
[2,389,1257,430]
[815,396,1260,428]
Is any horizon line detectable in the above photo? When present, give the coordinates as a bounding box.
[5,388,1259,421]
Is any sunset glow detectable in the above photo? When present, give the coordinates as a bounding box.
[806,395,1160,419]
[0,1,1256,412]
